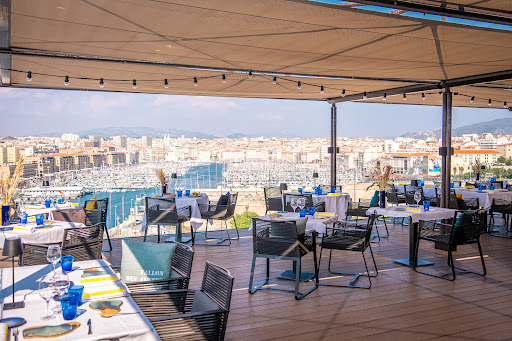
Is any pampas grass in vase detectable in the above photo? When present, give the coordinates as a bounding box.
[156,169,167,194]
[0,156,24,224]
[366,165,393,208]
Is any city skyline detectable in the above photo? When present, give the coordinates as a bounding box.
[1,87,510,139]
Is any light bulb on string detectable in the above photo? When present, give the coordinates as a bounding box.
[248,71,253,79]
[222,74,226,83]
[341,89,345,97]
[99,78,104,88]
[297,81,301,90]
[383,93,387,101]
[132,80,137,89]
[164,79,169,88]
[194,77,198,86]
[403,93,407,101]
[320,86,324,94]
[363,92,367,100]
[27,71,32,82]
[422,93,426,100]
[505,102,508,108]
[64,76,69,86]
[470,96,474,103]
[272,77,277,85]
[488,99,492,106]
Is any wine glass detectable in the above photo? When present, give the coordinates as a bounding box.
[17,205,27,225]
[290,197,298,212]
[47,245,61,273]
[38,275,56,320]
[414,190,422,207]
[52,271,70,313]
[298,197,306,210]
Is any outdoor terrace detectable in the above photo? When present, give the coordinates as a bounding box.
[3,220,511,340]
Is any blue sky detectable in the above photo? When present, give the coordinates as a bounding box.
[0,87,509,138]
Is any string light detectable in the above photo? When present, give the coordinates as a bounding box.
[99,78,104,88]
[297,81,301,90]
[272,76,277,85]
[194,77,198,86]
[132,80,137,89]
[488,99,492,106]
[363,92,367,100]
[383,93,387,100]
[470,96,474,103]
[222,74,226,83]
[341,89,345,97]
[320,86,324,94]
[422,93,426,100]
[248,70,253,79]
[403,93,407,100]
[164,79,168,88]
[64,76,69,86]
[505,101,508,108]
[26,71,32,82]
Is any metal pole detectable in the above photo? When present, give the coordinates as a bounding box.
[330,103,337,188]
[441,88,453,208]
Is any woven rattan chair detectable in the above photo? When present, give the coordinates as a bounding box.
[405,186,424,205]
[84,198,111,251]
[283,193,324,213]
[491,181,503,189]
[456,197,480,211]
[386,186,406,206]
[248,218,318,300]
[131,261,234,341]
[196,193,239,246]
[489,198,512,232]
[264,187,283,213]
[318,214,378,288]
[143,197,191,244]
[415,210,486,281]
[122,242,194,293]
[21,223,105,266]
[344,201,386,240]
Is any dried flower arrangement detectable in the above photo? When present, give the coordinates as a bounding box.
[156,168,167,186]
[1,156,24,206]
[366,165,393,191]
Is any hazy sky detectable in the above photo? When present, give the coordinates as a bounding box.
[0,87,510,138]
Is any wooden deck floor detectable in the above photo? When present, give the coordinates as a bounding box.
[4,220,512,340]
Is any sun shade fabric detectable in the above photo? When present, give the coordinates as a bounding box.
[6,0,512,107]
[121,239,176,283]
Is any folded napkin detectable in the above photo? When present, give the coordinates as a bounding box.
[482,190,495,193]
[80,268,118,284]
[327,193,340,196]
[12,224,36,233]
[315,212,334,216]
[458,188,468,191]
[406,207,421,212]
[268,213,277,217]
[82,284,125,300]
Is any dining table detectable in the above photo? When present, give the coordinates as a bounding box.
[284,191,351,220]
[454,188,512,210]
[367,205,456,269]
[0,221,85,248]
[24,203,81,220]
[0,259,159,340]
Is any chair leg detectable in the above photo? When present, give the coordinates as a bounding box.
[249,255,267,294]
[233,216,240,240]
[157,225,161,243]
[321,247,377,289]
[143,223,149,242]
[102,226,113,252]
[190,224,195,245]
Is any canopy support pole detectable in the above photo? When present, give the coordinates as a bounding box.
[440,88,453,208]
[0,0,11,85]
[330,103,337,188]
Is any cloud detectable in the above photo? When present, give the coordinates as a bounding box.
[34,92,48,99]
[149,95,240,111]
[0,88,29,98]
[81,93,133,115]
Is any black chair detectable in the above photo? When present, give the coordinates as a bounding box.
[283,193,324,213]
[143,197,191,244]
[319,185,343,193]
[489,198,512,232]
[386,186,405,206]
[405,186,424,205]
[84,198,111,252]
[456,197,480,211]
[122,242,194,292]
[452,180,462,187]
[415,210,486,281]
[344,201,386,240]
[422,187,438,206]
[132,261,234,341]
[318,214,378,289]
[197,193,239,246]
[435,190,459,209]
[264,187,283,214]
[22,223,105,266]
[491,181,504,189]
[249,218,318,300]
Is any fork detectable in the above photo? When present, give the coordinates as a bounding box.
[13,328,19,341]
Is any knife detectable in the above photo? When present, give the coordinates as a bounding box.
[87,319,92,335]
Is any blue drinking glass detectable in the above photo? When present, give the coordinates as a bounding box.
[20,213,27,224]
[490,185,495,190]
[423,200,430,212]
[185,190,191,196]
[68,285,84,306]
[298,188,303,194]
[450,182,454,188]
[36,214,44,226]
[61,255,74,272]
[307,207,315,216]
[45,199,51,208]
[299,208,306,217]
[330,187,336,193]
[177,190,182,197]
[58,199,64,204]
[61,292,79,320]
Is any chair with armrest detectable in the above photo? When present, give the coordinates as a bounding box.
[415,210,486,281]
[84,198,111,252]
[489,198,512,232]
[345,199,386,240]
[283,193,324,213]
[197,193,239,246]
[318,214,378,288]
[131,261,234,341]
[491,181,503,189]
[264,187,283,214]
[143,197,191,244]
[21,223,105,266]
[405,186,424,205]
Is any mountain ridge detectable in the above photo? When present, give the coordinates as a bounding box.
[402,118,512,139]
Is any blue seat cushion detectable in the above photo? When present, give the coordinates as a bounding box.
[216,192,230,206]
[121,240,177,283]
[370,191,379,206]
[453,212,472,244]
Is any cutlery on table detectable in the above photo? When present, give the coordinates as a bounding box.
[87,319,92,335]
[13,328,19,341]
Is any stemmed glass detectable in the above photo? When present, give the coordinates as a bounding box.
[414,190,422,207]
[17,205,27,224]
[38,275,56,320]
[290,198,298,212]
[47,245,61,273]
[298,197,306,211]
[52,271,70,313]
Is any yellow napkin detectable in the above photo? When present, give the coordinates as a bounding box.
[465,185,474,188]
[268,213,277,217]
[327,193,340,196]
[83,286,125,299]
[12,225,36,233]
[458,188,468,191]
[425,185,434,187]
[406,207,421,212]
[0,323,7,341]
[315,212,334,216]
[482,190,495,193]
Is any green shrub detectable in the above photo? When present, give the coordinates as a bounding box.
[230,211,259,229]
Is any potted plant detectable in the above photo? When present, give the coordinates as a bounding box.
[366,165,393,208]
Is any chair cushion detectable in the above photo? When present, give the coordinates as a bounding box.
[191,290,219,313]
[453,212,472,244]
[295,217,308,236]
[52,208,86,224]
[456,193,463,200]
[86,196,98,210]
[216,192,230,206]
[121,240,176,283]
[369,191,379,206]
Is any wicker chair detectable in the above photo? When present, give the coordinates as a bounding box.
[386,186,406,206]
[119,242,195,293]
[283,193,324,213]
[456,197,480,211]
[264,187,283,214]
[489,198,512,232]
[344,201,386,240]
[415,210,486,281]
[356,198,389,238]
[143,197,191,244]
[131,261,234,341]
[84,198,111,251]
[405,186,424,205]
[491,181,504,189]
[318,214,378,289]
[21,223,105,266]
[197,193,239,246]
[249,218,318,300]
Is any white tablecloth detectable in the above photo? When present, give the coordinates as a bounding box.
[0,260,159,341]
[0,221,85,248]
[312,193,351,220]
[250,212,339,235]
[141,195,209,232]
[454,189,512,210]
[367,206,456,223]
[25,203,80,220]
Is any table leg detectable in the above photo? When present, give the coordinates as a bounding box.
[164,224,192,243]
[277,232,316,282]
[393,217,434,269]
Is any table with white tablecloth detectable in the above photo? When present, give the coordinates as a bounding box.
[25,203,81,220]
[0,221,85,248]
[0,259,159,341]
[250,212,339,235]
[454,189,512,210]
[312,193,351,220]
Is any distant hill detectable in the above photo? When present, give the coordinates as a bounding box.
[402,118,512,139]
